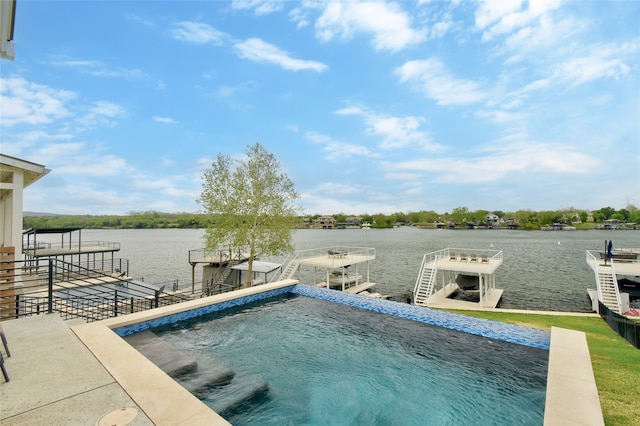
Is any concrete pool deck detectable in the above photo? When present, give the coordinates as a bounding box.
[0,280,604,425]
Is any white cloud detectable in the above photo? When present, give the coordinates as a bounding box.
[474,0,523,30]
[395,58,486,106]
[234,38,328,72]
[310,1,426,51]
[231,0,284,16]
[555,41,638,87]
[0,76,75,127]
[77,101,126,130]
[475,0,563,41]
[336,105,440,151]
[305,131,379,161]
[31,142,129,177]
[476,109,523,124]
[50,58,149,80]
[125,13,154,27]
[385,140,599,184]
[430,20,452,39]
[171,22,229,45]
[153,116,176,124]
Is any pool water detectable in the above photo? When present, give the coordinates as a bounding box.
[151,295,548,425]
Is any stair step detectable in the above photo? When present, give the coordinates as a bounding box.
[124,330,197,377]
[177,357,236,398]
[203,373,270,416]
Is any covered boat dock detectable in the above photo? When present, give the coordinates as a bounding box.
[414,248,504,309]
[290,246,376,294]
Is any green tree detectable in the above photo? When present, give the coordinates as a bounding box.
[579,211,588,223]
[198,143,301,287]
[451,206,469,224]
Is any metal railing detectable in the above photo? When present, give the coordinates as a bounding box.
[0,257,190,323]
[599,301,640,350]
[23,240,121,252]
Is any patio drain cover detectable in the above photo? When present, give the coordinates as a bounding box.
[97,406,139,426]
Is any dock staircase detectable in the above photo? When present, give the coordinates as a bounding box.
[595,264,622,314]
[273,252,299,282]
[413,256,438,306]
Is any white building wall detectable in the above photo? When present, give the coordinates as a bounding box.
[0,155,49,259]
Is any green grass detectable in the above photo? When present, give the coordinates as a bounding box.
[446,311,640,426]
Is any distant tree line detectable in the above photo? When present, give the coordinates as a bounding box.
[23,211,210,230]
[328,205,639,230]
[23,205,639,230]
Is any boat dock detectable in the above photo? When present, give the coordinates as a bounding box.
[427,282,504,310]
[285,247,376,294]
[586,248,640,316]
[414,248,504,309]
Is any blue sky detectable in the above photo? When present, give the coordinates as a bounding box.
[1,0,639,216]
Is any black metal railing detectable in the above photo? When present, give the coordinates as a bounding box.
[201,277,237,297]
[0,258,190,323]
[599,301,640,349]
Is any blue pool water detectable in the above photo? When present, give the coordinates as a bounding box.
[140,289,549,425]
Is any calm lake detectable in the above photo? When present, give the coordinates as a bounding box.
[75,227,638,312]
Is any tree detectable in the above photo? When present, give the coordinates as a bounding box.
[198,143,301,287]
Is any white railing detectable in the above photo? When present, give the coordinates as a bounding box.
[413,254,438,304]
[586,250,622,313]
[294,246,375,261]
[423,248,503,264]
[610,262,624,313]
[586,250,603,304]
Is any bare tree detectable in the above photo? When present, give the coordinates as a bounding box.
[198,143,301,287]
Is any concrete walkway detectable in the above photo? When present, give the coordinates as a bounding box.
[0,314,153,426]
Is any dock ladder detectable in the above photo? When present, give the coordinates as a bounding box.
[413,255,438,306]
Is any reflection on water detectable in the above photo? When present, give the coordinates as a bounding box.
[72,227,638,312]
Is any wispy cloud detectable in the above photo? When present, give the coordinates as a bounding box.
[395,58,487,106]
[49,58,148,80]
[475,0,564,42]
[231,0,284,16]
[171,21,229,45]
[153,116,176,124]
[297,1,426,51]
[234,38,328,72]
[385,140,599,184]
[554,41,639,87]
[335,105,441,151]
[76,101,126,130]
[31,142,129,177]
[125,13,154,27]
[305,131,379,161]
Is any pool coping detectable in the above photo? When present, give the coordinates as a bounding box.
[70,279,603,425]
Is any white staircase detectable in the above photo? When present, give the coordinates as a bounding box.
[275,252,299,282]
[596,264,622,314]
[413,256,438,306]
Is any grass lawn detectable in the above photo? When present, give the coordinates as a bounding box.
[447,311,640,426]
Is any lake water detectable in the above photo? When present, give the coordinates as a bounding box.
[73,227,638,312]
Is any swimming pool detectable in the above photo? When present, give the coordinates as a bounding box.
[117,285,549,425]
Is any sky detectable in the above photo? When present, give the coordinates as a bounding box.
[1,0,639,216]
